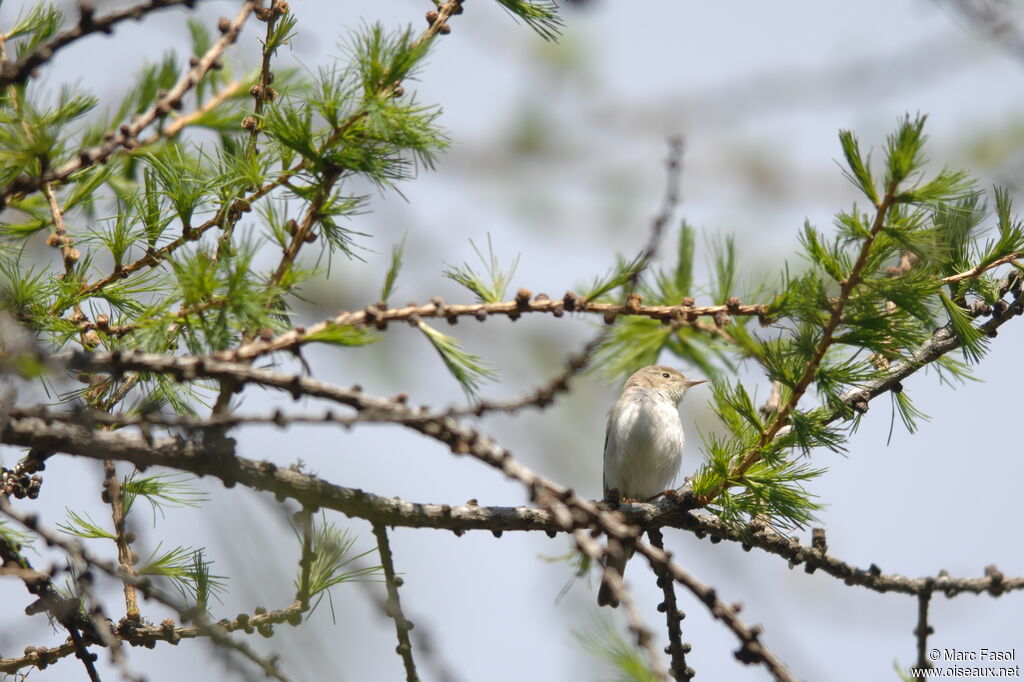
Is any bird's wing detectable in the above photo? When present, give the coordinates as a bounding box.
[602,409,613,496]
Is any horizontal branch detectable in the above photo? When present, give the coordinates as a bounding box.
[0,594,303,676]
[2,413,1018,600]
[222,293,769,363]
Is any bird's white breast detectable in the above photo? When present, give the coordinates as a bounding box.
[603,390,685,500]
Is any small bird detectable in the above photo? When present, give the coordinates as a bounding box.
[598,365,706,608]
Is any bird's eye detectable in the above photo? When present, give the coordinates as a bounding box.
[662,372,671,379]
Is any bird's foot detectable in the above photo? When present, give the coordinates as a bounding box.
[645,488,682,503]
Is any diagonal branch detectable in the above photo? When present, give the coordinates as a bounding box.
[0,0,207,89]
[632,538,797,682]
[699,184,899,504]
[264,1,463,292]
[1,1,255,208]
[0,535,104,682]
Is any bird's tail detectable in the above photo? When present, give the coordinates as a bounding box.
[597,538,636,608]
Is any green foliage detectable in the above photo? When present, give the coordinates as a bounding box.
[0,518,34,555]
[581,253,646,302]
[939,291,988,363]
[0,85,97,183]
[265,12,299,57]
[492,0,564,41]
[139,545,226,614]
[616,115,1024,531]
[142,145,214,230]
[653,222,696,304]
[417,320,495,397]
[380,235,406,302]
[298,516,381,609]
[594,318,673,379]
[710,233,738,304]
[538,543,592,604]
[443,235,520,303]
[884,113,927,187]
[4,3,63,55]
[838,129,878,204]
[304,322,379,347]
[57,509,116,540]
[575,622,659,682]
[889,389,929,442]
[121,472,208,523]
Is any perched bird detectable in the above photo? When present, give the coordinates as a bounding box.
[598,365,706,608]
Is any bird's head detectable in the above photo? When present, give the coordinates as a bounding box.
[623,365,707,404]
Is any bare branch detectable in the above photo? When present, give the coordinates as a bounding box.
[0,535,105,682]
[572,527,667,680]
[913,590,934,681]
[632,538,797,682]
[372,522,420,682]
[0,599,305,676]
[0,498,296,682]
[647,528,693,682]
[102,461,140,619]
[221,295,769,363]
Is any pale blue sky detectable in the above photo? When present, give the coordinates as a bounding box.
[2,1,1023,681]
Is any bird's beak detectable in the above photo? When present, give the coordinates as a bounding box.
[685,379,708,388]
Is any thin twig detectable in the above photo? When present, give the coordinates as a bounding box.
[0,601,304,675]
[246,3,282,154]
[633,135,685,289]
[453,331,607,417]
[0,536,105,682]
[1,1,256,208]
[102,460,139,618]
[942,250,1022,283]
[0,0,206,88]
[372,521,419,682]
[632,539,797,682]
[647,529,692,681]
[913,589,934,681]
[0,498,296,682]
[350,558,463,682]
[295,508,314,607]
[161,79,243,139]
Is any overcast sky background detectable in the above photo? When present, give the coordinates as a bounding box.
[2,1,1024,681]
